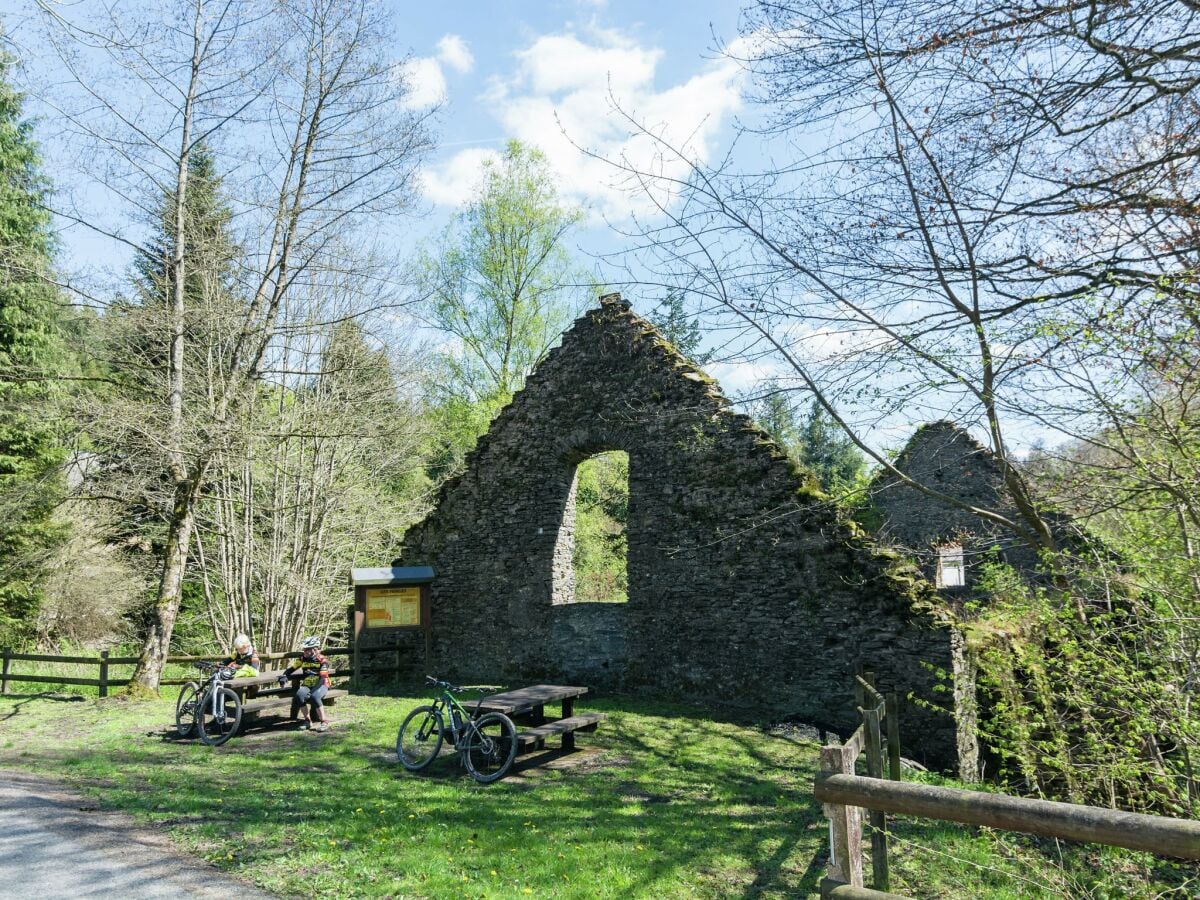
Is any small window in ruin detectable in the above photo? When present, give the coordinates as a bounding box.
[936,544,965,588]
[564,450,629,603]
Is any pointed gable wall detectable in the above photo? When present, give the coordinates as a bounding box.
[392,295,956,764]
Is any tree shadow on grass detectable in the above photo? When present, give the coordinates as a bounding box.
[9,694,832,898]
[0,692,86,723]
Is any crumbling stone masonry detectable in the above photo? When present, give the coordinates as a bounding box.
[872,421,1085,590]
[872,422,1039,589]
[389,294,959,765]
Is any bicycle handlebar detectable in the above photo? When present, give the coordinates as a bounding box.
[195,661,236,678]
[425,674,473,694]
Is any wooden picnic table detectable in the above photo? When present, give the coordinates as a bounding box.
[471,684,602,752]
[221,669,347,719]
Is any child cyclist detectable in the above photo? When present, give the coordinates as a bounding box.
[221,633,262,698]
[280,636,332,731]
[222,634,261,676]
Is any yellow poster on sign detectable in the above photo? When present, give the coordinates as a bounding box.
[365,586,421,627]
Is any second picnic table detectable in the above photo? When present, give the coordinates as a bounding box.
[469,684,603,752]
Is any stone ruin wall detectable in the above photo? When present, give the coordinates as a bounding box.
[387,296,959,766]
[872,422,1086,590]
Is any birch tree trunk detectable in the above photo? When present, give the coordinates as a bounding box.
[128,3,204,692]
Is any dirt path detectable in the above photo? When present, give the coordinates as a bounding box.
[0,769,276,898]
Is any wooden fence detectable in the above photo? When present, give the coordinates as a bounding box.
[0,644,406,697]
[816,676,1200,899]
[820,672,902,893]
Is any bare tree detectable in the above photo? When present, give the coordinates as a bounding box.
[197,281,432,654]
[593,0,1199,805]
[32,0,433,690]
[600,0,1198,563]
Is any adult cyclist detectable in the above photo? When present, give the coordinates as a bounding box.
[280,636,332,731]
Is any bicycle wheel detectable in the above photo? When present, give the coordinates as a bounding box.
[396,705,444,771]
[464,712,517,784]
[174,681,201,737]
[196,687,242,746]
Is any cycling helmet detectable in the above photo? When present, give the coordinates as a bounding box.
[300,636,320,650]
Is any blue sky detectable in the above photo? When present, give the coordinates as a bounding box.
[377,1,783,394]
[387,1,746,221]
[3,0,748,272]
[5,0,795,390]
[6,0,760,372]
[2,1,1052,450]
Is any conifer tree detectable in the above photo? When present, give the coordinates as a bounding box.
[103,144,239,558]
[0,55,68,642]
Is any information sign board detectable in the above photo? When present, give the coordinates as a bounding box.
[365,586,421,628]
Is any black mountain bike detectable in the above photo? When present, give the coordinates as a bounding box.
[175,661,242,746]
[396,676,518,784]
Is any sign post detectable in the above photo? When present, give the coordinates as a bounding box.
[348,566,435,685]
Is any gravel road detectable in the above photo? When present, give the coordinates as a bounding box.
[0,769,275,899]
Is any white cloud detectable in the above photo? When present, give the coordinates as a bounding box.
[792,325,897,364]
[398,56,447,109]
[423,26,746,220]
[708,359,791,394]
[397,35,472,112]
[420,146,502,208]
[512,33,661,95]
[437,34,474,74]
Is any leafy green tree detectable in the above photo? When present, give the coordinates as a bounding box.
[0,55,69,643]
[129,144,240,358]
[796,400,866,494]
[647,291,711,365]
[417,140,587,472]
[103,144,240,557]
[754,382,804,457]
[573,451,629,603]
[754,387,867,495]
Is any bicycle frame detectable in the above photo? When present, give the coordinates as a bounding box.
[198,664,233,720]
[430,687,480,752]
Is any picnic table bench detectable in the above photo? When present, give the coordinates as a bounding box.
[224,669,348,720]
[470,684,603,751]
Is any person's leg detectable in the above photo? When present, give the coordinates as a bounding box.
[309,684,329,729]
[294,686,313,727]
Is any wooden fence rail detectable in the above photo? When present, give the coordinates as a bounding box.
[817,674,1200,899]
[815,773,1200,861]
[0,644,401,697]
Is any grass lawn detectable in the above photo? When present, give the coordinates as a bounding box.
[0,687,1194,898]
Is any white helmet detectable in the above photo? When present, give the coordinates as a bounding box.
[300,636,320,650]
[233,634,252,652]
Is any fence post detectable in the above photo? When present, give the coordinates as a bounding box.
[352,638,362,688]
[1,648,10,694]
[886,692,902,782]
[863,703,890,891]
[98,650,110,699]
[820,743,864,889]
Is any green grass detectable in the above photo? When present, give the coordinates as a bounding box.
[0,688,1194,898]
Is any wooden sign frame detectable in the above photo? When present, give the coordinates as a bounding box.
[349,569,434,683]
